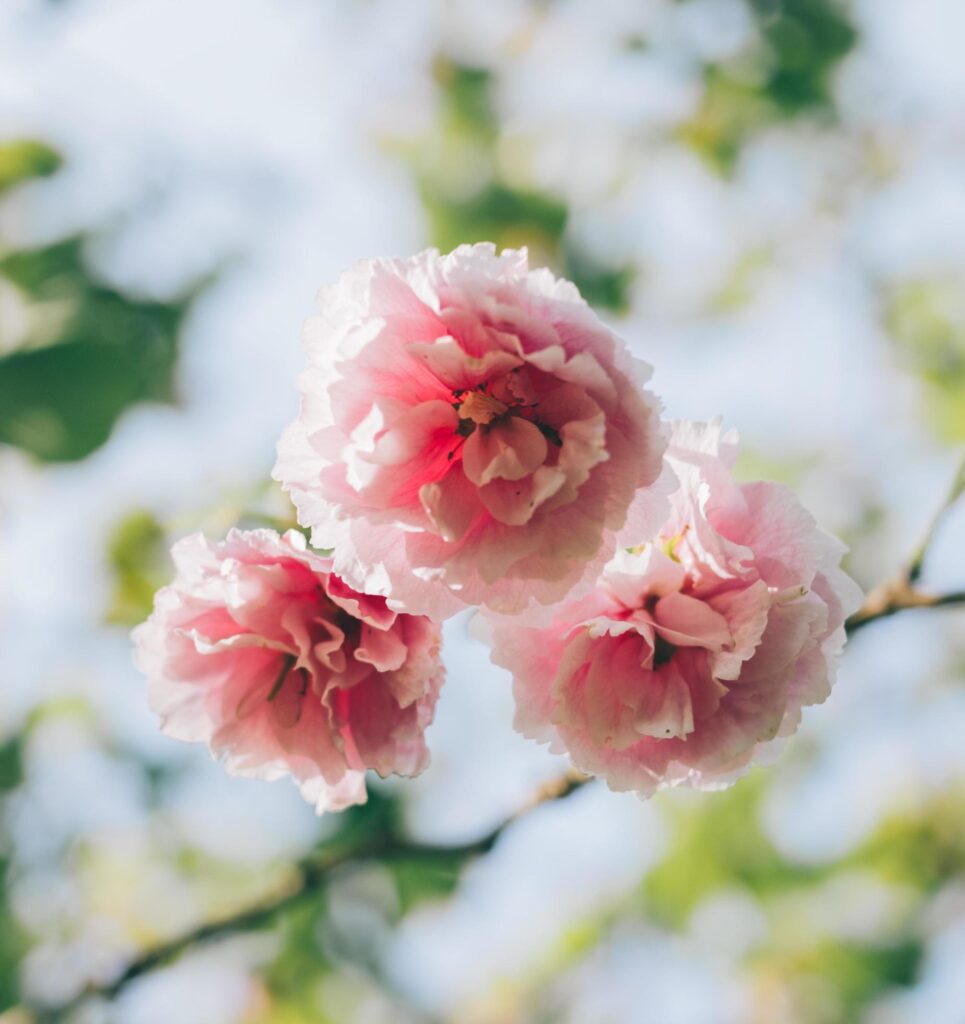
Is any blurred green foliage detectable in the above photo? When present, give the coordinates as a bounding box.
[408,57,636,313]
[251,787,471,1020]
[0,140,61,196]
[627,776,965,1022]
[756,940,922,1024]
[255,888,334,1022]
[0,238,193,461]
[0,736,25,1010]
[0,141,200,462]
[854,789,965,892]
[104,488,308,627]
[642,773,817,929]
[886,280,965,442]
[748,0,857,114]
[677,0,856,172]
[105,509,171,626]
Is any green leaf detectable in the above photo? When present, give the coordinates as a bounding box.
[422,180,568,258]
[676,0,857,172]
[0,236,195,462]
[642,773,817,928]
[0,736,25,1011]
[389,851,466,916]
[433,57,498,140]
[885,279,965,442]
[105,510,171,626]
[0,139,61,195]
[749,0,857,115]
[0,736,23,794]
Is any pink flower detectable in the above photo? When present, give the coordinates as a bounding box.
[488,421,863,796]
[273,244,667,620]
[132,529,444,812]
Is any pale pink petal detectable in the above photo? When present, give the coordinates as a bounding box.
[133,529,445,814]
[653,592,732,650]
[407,336,522,389]
[488,419,860,798]
[354,622,409,673]
[419,466,482,542]
[273,243,667,618]
[632,661,696,740]
[462,416,549,486]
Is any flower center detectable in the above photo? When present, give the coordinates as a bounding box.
[456,389,509,425]
[660,525,689,562]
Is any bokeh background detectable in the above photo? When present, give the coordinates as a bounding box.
[2,1,965,1021]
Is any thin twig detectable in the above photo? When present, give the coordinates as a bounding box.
[846,584,965,634]
[846,452,965,635]
[905,453,965,585]
[26,772,588,1023]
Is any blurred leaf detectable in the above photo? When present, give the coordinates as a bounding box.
[815,940,922,1019]
[105,510,171,626]
[756,939,922,1024]
[677,70,774,175]
[259,887,333,1014]
[710,247,772,311]
[677,0,857,172]
[330,787,403,854]
[0,236,196,461]
[750,0,857,115]
[0,739,24,1011]
[851,790,965,892]
[411,56,635,311]
[433,57,498,141]
[422,180,567,258]
[642,774,817,928]
[0,739,23,795]
[561,245,636,316]
[885,279,965,442]
[389,852,465,917]
[0,879,24,1012]
[0,140,61,196]
[0,337,171,460]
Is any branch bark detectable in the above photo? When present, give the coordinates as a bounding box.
[905,454,965,585]
[27,772,588,1023]
[846,452,965,635]
[846,581,965,634]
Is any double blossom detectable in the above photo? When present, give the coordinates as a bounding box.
[488,422,863,794]
[133,529,443,811]
[273,244,668,619]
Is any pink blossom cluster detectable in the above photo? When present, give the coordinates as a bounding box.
[134,244,861,811]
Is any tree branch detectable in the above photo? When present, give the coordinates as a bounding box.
[846,582,965,634]
[905,453,965,585]
[26,772,588,1023]
[846,452,965,635]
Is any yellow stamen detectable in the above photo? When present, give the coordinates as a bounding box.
[660,525,690,562]
[458,390,508,425]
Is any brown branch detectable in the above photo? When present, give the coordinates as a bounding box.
[846,452,965,635]
[26,771,588,1023]
[905,453,965,585]
[846,581,965,634]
